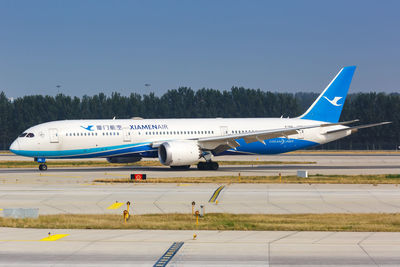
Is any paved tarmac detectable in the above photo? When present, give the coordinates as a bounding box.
[1,183,400,215]
[0,228,399,266]
[1,153,399,266]
[1,153,399,179]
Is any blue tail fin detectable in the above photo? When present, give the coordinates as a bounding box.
[299,66,356,123]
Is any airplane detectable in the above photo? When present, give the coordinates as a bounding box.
[9,66,390,171]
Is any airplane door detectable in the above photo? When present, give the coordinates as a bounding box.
[49,128,59,143]
[220,126,229,136]
[123,128,131,142]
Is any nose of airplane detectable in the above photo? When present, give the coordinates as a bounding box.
[9,139,20,152]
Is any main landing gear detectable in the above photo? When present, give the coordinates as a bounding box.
[197,161,219,170]
[39,164,48,171]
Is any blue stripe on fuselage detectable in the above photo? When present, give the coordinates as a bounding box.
[220,138,318,155]
[11,142,153,159]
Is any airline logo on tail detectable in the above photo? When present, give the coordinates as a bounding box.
[323,96,343,107]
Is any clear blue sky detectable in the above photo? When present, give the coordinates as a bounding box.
[1,0,399,97]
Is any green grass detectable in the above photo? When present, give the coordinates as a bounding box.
[94,174,400,184]
[1,213,400,232]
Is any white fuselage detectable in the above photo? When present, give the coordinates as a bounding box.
[10,117,350,159]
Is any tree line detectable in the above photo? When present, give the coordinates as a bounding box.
[1,87,399,150]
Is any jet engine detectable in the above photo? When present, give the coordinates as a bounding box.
[158,141,201,166]
[106,156,142,163]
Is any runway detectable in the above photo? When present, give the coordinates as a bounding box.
[1,183,400,215]
[1,228,399,266]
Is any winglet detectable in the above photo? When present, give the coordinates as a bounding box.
[299,66,356,123]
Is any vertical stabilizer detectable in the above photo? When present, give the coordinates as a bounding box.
[299,66,356,123]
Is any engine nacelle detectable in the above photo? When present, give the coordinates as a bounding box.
[106,156,142,163]
[158,141,201,166]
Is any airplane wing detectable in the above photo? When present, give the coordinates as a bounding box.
[197,123,325,155]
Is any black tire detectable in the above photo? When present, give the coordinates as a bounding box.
[39,164,48,171]
[198,161,219,170]
[210,162,219,170]
[197,162,205,170]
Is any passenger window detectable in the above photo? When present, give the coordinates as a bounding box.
[26,133,34,138]
[18,133,27,137]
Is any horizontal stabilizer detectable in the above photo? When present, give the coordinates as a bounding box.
[324,121,391,135]
[321,119,359,127]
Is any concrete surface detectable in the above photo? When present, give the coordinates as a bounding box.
[1,153,400,266]
[1,154,400,180]
[1,183,400,215]
[0,228,399,266]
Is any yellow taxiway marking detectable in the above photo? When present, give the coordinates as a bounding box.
[209,185,225,203]
[107,202,124,209]
[40,234,69,241]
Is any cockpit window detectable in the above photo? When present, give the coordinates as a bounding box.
[26,133,35,138]
[18,133,27,137]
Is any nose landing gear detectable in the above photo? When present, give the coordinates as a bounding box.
[38,164,48,171]
[35,157,47,171]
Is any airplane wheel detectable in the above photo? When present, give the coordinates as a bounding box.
[210,162,219,170]
[197,161,219,170]
[39,164,47,171]
[197,162,206,170]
